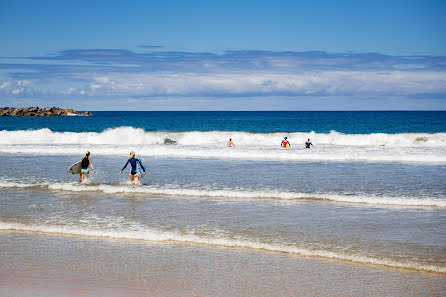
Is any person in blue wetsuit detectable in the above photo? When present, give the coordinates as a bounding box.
[119,151,146,185]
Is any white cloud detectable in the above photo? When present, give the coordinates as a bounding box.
[16,80,32,87]
[90,83,102,90]
[81,70,446,97]
[12,88,24,95]
[0,81,11,89]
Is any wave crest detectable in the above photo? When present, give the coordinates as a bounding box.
[1,181,445,207]
[1,127,446,147]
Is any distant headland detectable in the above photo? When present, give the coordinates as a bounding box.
[0,107,93,117]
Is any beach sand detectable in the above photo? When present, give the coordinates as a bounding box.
[1,231,445,297]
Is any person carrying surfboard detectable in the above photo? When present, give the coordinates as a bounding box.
[281,137,291,148]
[119,151,146,185]
[80,151,96,182]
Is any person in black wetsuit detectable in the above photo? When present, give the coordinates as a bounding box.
[119,151,146,185]
[80,151,96,182]
[305,138,314,148]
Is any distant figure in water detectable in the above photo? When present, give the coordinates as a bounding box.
[80,151,96,182]
[281,137,291,147]
[305,138,314,148]
[227,138,235,147]
[119,151,146,185]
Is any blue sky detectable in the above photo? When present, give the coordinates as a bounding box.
[0,0,445,110]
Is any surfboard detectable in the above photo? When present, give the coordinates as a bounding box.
[68,161,82,174]
[137,158,146,178]
[287,146,294,148]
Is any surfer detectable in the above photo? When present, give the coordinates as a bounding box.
[119,151,146,185]
[80,151,96,182]
[281,137,291,148]
[227,138,235,147]
[305,138,314,148]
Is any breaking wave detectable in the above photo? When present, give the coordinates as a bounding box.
[1,127,446,164]
[0,220,444,273]
[1,127,446,147]
[1,181,445,207]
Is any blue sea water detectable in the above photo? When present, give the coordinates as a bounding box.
[1,111,445,133]
[0,110,445,278]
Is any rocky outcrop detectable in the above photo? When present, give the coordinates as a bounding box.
[0,107,93,117]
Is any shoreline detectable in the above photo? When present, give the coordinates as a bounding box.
[2,226,444,274]
[1,231,445,297]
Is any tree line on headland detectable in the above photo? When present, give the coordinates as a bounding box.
[0,106,93,116]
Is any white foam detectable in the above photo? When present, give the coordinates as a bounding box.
[0,220,444,273]
[1,128,445,164]
[1,127,445,147]
[1,181,445,207]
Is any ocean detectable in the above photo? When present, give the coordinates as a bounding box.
[1,111,445,296]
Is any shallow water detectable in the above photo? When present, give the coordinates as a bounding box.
[1,154,445,273]
[0,111,445,295]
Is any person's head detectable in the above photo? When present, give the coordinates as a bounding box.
[84,151,90,158]
[308,138,310,141]
[229,138,232,141]
[129,151,135,158]
[285,137,287,139]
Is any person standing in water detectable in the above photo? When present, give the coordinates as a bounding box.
[281,137,291,147]
[80,151,96,182]
[227,138,236,147]
[305,138,314,148]
[119,151,146,185]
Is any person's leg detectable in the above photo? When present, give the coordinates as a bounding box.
[80,172,84,182]
[129,173,134,183]
[134,173,140,184]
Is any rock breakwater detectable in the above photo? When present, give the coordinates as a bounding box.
[0,107,93,117]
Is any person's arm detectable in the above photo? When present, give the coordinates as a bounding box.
[137,159,146,173]
[119,160,130,174]
[89,157,96,172]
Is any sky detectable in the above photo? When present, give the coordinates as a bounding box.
[0,0,445,110]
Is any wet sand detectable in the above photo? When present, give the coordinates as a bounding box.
[1,231,445,297]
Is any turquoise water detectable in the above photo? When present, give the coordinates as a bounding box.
[1,111,445,133]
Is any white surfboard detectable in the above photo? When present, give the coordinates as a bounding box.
[68,161,82,174]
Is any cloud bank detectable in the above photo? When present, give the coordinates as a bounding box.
[0,49,445,109]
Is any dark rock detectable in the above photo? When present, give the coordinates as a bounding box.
[0,106,94,117]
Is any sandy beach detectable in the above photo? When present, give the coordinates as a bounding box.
[1,231,445,297]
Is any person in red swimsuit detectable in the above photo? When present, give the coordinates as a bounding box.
[281,137,291,147]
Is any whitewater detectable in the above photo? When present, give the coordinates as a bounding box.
[1,127,446,163]
[1,180,445,207]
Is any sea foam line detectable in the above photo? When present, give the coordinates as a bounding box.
[1,127,446,147]
[0,221,444,274]
[1,144,445,164]
[1,181,445,207]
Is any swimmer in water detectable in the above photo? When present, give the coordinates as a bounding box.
[305,138,314,148]
[227,138,236,147]
[281,137,291,147]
